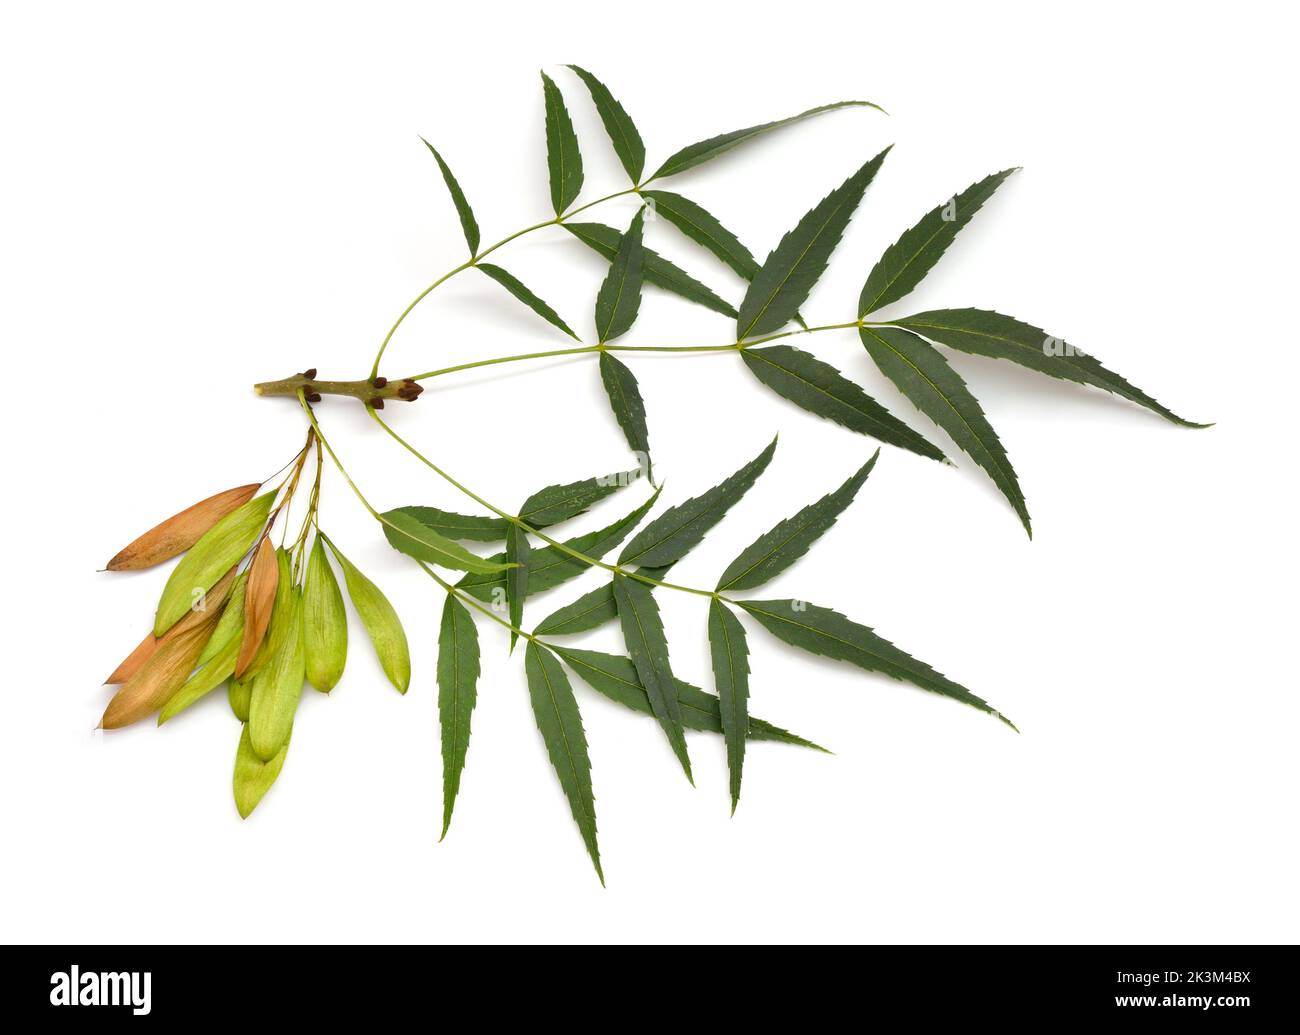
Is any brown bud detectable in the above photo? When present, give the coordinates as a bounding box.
[303,368,317,379]
[234,538,278,677]
[373,376,388,388]
[368,397,384,409]
[305,392,322,403]
[106,483,261,571]
[397,380,423,402]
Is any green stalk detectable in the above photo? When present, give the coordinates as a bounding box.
[300,391,722,605]
[394,321,865,386]
[365,408,718,599]
[368,187,639,378]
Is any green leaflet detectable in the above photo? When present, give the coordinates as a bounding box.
[380,508,516,574]
[611,574,691,781]
[619,437,776,567]
[893,308,1208,427]
[248,588,304,761]
[741,344,945,461]
[858,169,1017,316]
[566,65,645,183]
[565,222,737,318]
[158,632,239,724]
[198,570,247,666]
[302,536,347,692]
[736,599,1014,728]
[534,582,618,636]
[650,100,885,180]
[737,148,889,340]
[233,723,291,819]
[520,469,640,528]
[457,488,661,602]
[541,71,583,214]
[505,523,530,653]
[437,593,480,839]
[861,325,1030,536]
[708,599,751,813]
[421,137,479,257]
[598,353,651,469]
[325,538,411,693]
[717,452,878,592]
[550,645,825,751]
[478,263,579,340]
[641,190,759,280]
[154,493,274,636]
[380,505,507,542]
[594,207,646,343]
[524,641,602,883]
[532,564,671,636]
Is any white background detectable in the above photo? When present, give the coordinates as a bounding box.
[2,1,1296,944]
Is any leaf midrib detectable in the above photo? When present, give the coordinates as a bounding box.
[715,604,744,751]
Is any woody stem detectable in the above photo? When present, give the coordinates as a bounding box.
[253,373,424,406]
